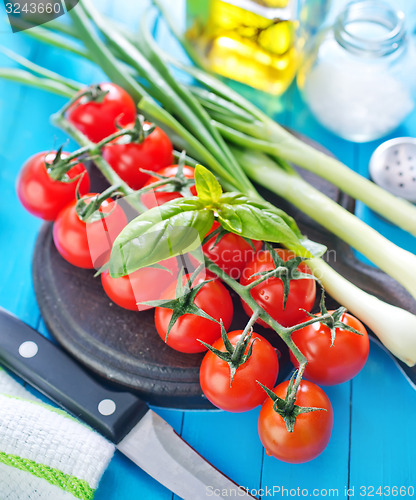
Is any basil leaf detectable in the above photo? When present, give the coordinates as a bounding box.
[194,164,223,204]
[216,193,325,257]
[109,198,214,277]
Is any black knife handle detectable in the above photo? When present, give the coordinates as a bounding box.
[0,307,148,443]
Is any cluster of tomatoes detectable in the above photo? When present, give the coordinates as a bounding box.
[17,82,371,464]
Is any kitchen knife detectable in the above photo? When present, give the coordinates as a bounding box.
[0,307,256,500]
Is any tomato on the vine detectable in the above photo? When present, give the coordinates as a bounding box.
[240,249,316,328]
[258,380,333,463]
[154,275,233,353]
[17,151,90,221]
[53,194,127,269]
[141,164,197,209]
[200,330,279,412]
[67,83,137,143]
[203,221,262,279]
[290,312,369,385]
[102,123,173,190]
[101,257,179,311]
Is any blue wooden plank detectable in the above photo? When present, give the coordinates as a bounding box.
[0,65,68,322]
[350,340,416,491]
[0,0,116,319]
[175,407,263,499]
[261,383,350,496]
[282,74,355,494]
[96,451,173,500]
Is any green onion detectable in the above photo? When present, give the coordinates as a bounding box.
[233,147,416,302]
[309,258,416,366]
[0,68,74,97]
[0,47,83,92]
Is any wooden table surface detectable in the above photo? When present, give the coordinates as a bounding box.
[1,1,416,499]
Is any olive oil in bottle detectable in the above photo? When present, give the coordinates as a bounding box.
[185,0,299,95]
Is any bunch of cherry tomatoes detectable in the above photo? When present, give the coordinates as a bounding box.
[17,82,370,464]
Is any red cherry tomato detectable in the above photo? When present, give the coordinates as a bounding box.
[16,151,90,221]
[141,164,197,209]
[102,124,173,190]
[258,380,333,463]
[290,312,369,385]
[67,83,137,143]
[101,257,179,311]
[240,249,316,328]
[203,221,262,279]
[200,330,279,412]
[53,194,127,269]
[155,275,233,353]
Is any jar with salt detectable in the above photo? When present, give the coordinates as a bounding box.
[297,0,416,142]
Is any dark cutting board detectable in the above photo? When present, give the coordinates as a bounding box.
[32,133,416,409]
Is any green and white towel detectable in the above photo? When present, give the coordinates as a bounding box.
[0,368,115,499]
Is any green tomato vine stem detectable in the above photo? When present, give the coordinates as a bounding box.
[51,111,150,214]
[229,309,260,366]
[203,256,326,375]
[51,111,133,195]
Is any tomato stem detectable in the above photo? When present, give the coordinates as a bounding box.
[58,89,91,115]
[204,257,310,371]
[285,313,333,336]
[52,112,131,189]
[230,309,260,366]
[47,145,91,181]
[285,366,306,413]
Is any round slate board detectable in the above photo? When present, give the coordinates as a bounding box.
[32,133,416,409]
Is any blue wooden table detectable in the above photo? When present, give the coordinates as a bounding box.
[1,1,416,498]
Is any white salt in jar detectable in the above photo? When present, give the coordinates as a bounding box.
[297,0,416,142]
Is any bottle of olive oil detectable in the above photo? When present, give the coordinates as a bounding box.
[185,0,299,95]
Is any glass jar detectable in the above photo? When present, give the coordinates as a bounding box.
[185,0,330,95]
[297,0,416,142]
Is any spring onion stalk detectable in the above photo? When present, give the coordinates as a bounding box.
[138,97,239,192]
[233,147,416,301]
[69,2,146,103]
[78,0,224,154]
[0,68,75,98]
[0,47,83,92]
[68,1,244,194]
[75,0,257,197]
[216,115,416,237]
[309,258,416,366]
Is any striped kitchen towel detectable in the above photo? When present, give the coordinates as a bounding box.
[0,368,114,500]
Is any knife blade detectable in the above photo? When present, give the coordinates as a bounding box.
[0,307,257,499]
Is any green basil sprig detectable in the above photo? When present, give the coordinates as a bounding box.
[109,165,326,277]
[198,165,326,257]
